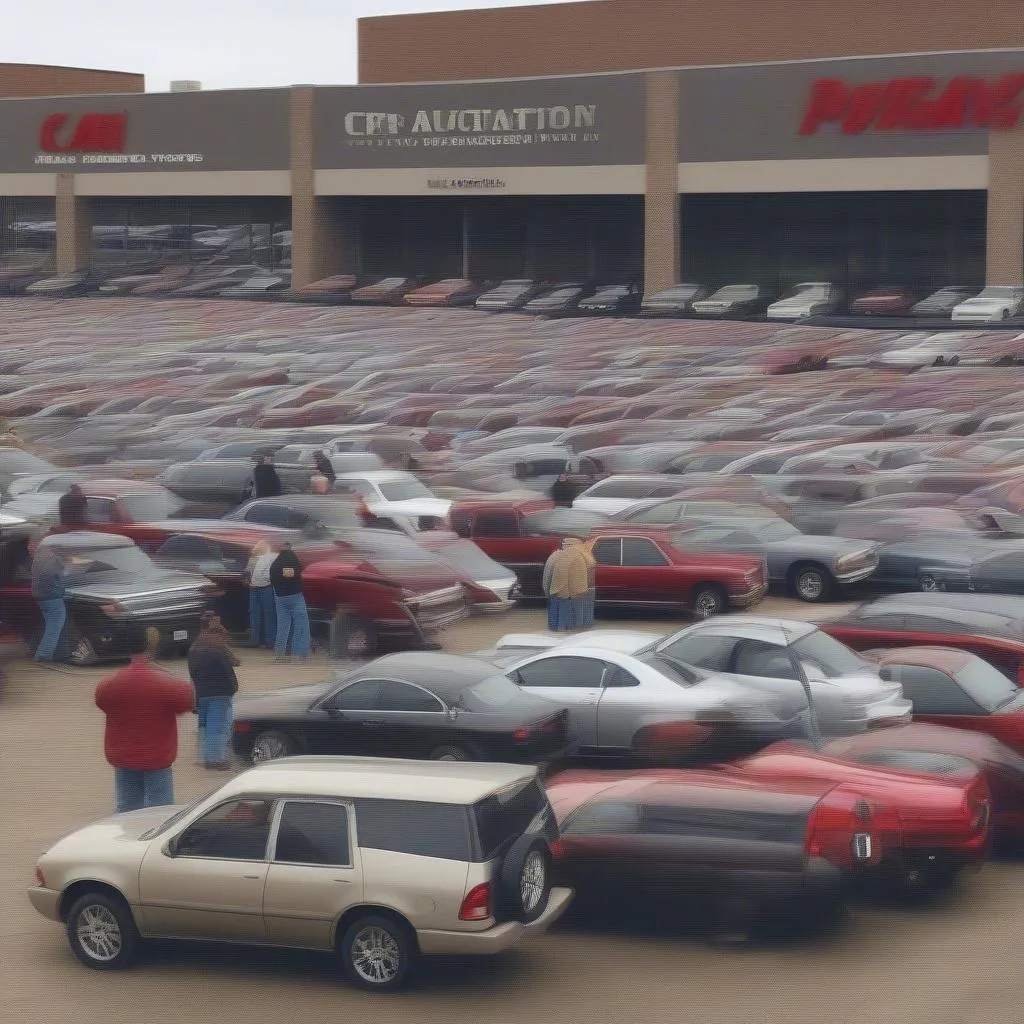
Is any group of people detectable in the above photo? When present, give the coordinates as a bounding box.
[94,612,239,813]
[542,537,597,632]
[252,450,338,498]
[245,540,312,660]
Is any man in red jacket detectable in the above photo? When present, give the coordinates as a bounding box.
[95,627,195,813]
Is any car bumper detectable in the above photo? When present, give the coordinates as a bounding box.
[27,886,62,922]
[729,583,768,608]
[834,564,879,585]
[415,886,573,955]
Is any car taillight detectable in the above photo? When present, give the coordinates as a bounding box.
[233,721,252,733]
[513,727,532,742]
[549,838,566,859]
[35,865,46,887]
[459,882,492,921]
[100,601,127,617]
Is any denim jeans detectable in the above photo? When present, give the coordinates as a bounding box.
[571,590,596,630]
[547,596,574,632]
[197,695,234,765]
[35,598,67,662]
[114,767,174,813]
[274,592,311,657]
[249,586,277,648]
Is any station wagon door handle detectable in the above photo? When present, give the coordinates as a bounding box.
[243,874,261,880]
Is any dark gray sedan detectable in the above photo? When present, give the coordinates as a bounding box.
[671,518,880,602]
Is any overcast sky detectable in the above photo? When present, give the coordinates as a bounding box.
[9,1,575,92]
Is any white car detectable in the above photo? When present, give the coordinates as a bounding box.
[644,618,912,734]
[871,331,988,369]
[691,284,768,317]
[766,283,841,320]
[28,757,571,990]
[571,474,686,514]
[479,630,795,755]
[952,286,1024,323]
[337,469,452,525]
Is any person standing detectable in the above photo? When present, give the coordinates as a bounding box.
[270,542,311,660]
[31,542,68,664]
[253,453,282,498]
[188,611,241,770]
[313,450,336,489]
[57,484,88,527]
[542,540,586,632]
[568,538,597,630]
[245,540,277,649]
[95,626,195,812]
[549,474,577,508]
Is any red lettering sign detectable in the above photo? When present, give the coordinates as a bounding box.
[39,112,128,153]
[799,73,1024,134]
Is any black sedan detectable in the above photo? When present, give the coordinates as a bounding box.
[577,283,643,315]
[667,517,880,602]
[231,652,572,764]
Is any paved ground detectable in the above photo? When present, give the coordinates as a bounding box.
[4,599,1024,1023]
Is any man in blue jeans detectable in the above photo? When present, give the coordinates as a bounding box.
[270,542,311,661]
[187,611,241,770]
[95,627,195,813]
[31,542,68,663]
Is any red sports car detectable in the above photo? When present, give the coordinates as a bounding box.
[729,744,991,893]
[546,767,882,940]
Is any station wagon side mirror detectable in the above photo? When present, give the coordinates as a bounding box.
[447,706,460,720]
[164,836,179,857]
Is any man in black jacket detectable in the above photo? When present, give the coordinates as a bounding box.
[253,453,282,498]
[313,450,336,488]
[58,484,88,527]
[187,611,240,770]
[270,542,311,660]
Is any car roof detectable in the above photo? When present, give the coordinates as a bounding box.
[860,593,1024,618]
[230,756,536,805]
[80,478,167,496]
[870,646,975,673]
[347,652,504,695]
[40,530,134,550]
[337,470,411,482]
[669,616,818,644]
[499,629,662,654]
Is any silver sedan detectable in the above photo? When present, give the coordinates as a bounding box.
[478,631,797,758]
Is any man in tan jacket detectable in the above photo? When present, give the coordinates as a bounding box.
[542,538,590,631]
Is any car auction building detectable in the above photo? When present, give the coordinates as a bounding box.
[0,35,1023,296]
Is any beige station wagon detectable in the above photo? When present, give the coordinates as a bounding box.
[28,756,573,990]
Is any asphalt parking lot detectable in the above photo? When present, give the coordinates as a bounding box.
[4,598,1024,1024]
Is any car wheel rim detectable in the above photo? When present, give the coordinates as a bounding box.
[520,850,547,913]
[796,572,824,601]
[435,750,463,761]
[351,925,401,985]
[695,592,720,618]
[346,626,372,656]
[920,576,938,592]
[76,904,122,962]
[252,735,287,762]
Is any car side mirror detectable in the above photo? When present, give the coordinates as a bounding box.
[164,836,179,857]
[447,706,460,720]
[801,662,827,682]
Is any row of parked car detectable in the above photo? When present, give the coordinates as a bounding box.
[3,250,1020,322]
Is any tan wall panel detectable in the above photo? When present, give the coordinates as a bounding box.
[54,173,90,274]
[315,164,645,196]
[987,127,1024,285]
[0,173,57,196]
[678,156,988,193]
[70,170,290,196]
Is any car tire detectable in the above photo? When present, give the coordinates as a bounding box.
[427,743,478,762]
[65,622,98,666]
[919,574,943,593]
[328,612,378,659]
[249,729,301,763]
[66,891,140,970]
[339,913,415,992]
[497,834,552,924]
[789,563,834,603]
[691,584,726,619]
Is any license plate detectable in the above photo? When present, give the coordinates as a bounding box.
[173,630,188,642]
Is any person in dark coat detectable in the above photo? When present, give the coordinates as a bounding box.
[187,611,240,770]
[270,542,311,660]
[313,450,336,487]
[253,454,282,498]
[57,484,88,527]
[549,474,578,507]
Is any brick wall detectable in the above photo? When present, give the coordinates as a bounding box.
[0,63,143,98]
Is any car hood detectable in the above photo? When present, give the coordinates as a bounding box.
[45,805,182,857]
[64,568,210,603]
[367,497,452,518]
[236,681,334,717]
[956,298,1010,310]
[769,536,877,559]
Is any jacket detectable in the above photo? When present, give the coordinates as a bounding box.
[31,547,66,601]
[313,454,336,484]
[188,634,240,701]
[270,548,304,596]
[548,545,590,598]
[58,491,88,526]
[95,657,194,770]
[247,552,276,588]
[253,462,282,498]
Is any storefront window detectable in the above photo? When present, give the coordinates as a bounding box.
[0,198,56,259]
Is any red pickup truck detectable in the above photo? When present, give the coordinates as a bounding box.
[450,497,767,619]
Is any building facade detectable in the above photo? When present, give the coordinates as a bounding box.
[1,51,1022,294]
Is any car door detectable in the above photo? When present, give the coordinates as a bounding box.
[722,638,809,720]
[137,798,274,941]
[371,679,450,758]
[594,661,653,753]
[620,535,678,606]
[591,536,628,603]
[262,799,363,949]
[303,679,389,755]
[510,655,604,748]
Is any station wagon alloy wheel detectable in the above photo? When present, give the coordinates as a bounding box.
[693,586,725,619]
[794,567,828,603]
[520,849,547,914]
[250,730,296,762]
[351,925,402,985]
[75,904,122,962]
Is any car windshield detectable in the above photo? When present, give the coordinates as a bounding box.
[139,787,219,840]
[63,544,156,576]
[119,492,186,520]
[377,478,433,501]
[790,630,866,677]
[748,520,800,541]
[783,284,826,298]
[980,287,1019,299]
[458,674,526,710]
[955,659,1019,712]
[714,286,757,298]
[434,539,506,578]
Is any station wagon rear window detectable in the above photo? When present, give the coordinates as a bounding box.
[472,779,557,861]
[354,798,472,861]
